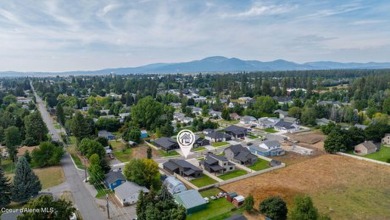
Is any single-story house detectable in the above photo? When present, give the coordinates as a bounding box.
[274,110,288,119]
[104,146,112,154]
[163,159,203,178]
[209,110,222,119]
[203,128,214,135]
[194,135,210,147]
[354,141,377,155]
[224,144,258,166]
[163,176,187,195]
[205,131,232,142]
[273,96,293,105]
[382,133,390,145]
[229,113,241,120]
[174,190,208,214]
[191,107,202,115]
[104,169,126,190]
[354,124,368,130]
[315,118,332,126]
[115,181,149,206]
[225,125,247,139]
[98,130,115,140]
[258,117,280,129]
[240,116,257,125]
[154,137,179,151]
[248,140,285,157]
[274,120,298,132]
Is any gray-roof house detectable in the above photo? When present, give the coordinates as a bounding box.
[354,141,377,156]
[316,118,332,126]
[174,190,208,214]
[258,117,280,129]
[274,120,298,132]
[249,140,284,157]
[163,159,203,178]
[104,169,126,190]
[240,116,257,125]
[224,144,258,166]
[205,131,232,142]
[114,181,149,206]
[154,137,179,152]
[98,130,115,140]
[274,110,289,119]
[163,176,187,195]
[201,153,235,174]
[225,125,247,139]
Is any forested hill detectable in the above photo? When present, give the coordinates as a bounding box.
[1,56,390,77]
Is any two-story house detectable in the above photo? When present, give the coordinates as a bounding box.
[248,140,285,157]
[201,153,235,174]
[224,144,258,166]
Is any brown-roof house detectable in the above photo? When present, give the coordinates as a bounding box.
[354,141,377,156]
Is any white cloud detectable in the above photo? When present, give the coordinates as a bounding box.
[222,3,295,18]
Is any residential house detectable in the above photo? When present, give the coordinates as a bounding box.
[104,146,112,155]
[228,102,235,108]
[16,97,32,104]
[354,124,368,130]
[209,110,222,119]
[274,120,298,132]
[258,117,280,129]
[274,110,288,119]
[248,140,285,157]
[382,134,390,145]
[238,97,253,104]
[191,107,202,115]
[154,137,179,152]
[273,96,293,105]
[205,131,232,142]
[174,190,208,214]
[194,135,210,147]
[225,125,247,139]
[224,145,258,166]
[163,176,187,195]
[98,130,115,140]
[100,109,110,115]
[315,118,332,126]
[163,159,203,178]
[229,113,241,120]
[239,116,257,125]
[201,153,235,174]
[203,129,214,135]
[170,102,182,109]
[354,141,377,155]
[114,181,149,206]
[119,113,130,123]
[317,100,342,108]
[104,169,126,190]
[194,96,207,103]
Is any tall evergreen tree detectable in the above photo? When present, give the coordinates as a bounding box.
[0,167,11,208]
[56,103,65,125]
[147,147,152,159]
[24,111,48,146]
[12,156,42,203]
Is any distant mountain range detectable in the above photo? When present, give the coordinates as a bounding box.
[2,56,390,77]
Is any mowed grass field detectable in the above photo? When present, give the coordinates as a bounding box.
[5,166,65,189]
[221,154,390,220]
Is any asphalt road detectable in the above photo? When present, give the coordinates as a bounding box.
[31,82,106,220]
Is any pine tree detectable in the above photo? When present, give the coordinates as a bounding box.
[147,147,152,159]
[12,156,42,203]
[0,167,12,208]
[56,103,65,125]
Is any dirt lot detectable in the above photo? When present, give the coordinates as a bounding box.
[221,154,390,220]
[131,144,160,159]
[270,151,321,166]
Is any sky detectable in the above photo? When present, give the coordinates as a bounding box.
[0,0,389,72]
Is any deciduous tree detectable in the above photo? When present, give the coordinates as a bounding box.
[289,196,318,220]
[124,158,160,189]
[259,196,288,220]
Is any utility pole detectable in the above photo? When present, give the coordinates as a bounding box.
[84,158,88,182]
[106,194,110,219]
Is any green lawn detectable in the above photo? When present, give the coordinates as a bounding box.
[200,188,222,197]
[190,175,218,187]
[186,197,236,220]
[193,147,206,152]
[248,159,270,171]
[363,146,390,163]
[218,170,247,180]
[109,140,126,151]
[1,159,16,174]
[158,150,180,157]
[54,123,61,129]
[113,148,132,162]
[248,134,258,139]
[264,128,278,133]
[95,187,113,198]
[211,142,229,147]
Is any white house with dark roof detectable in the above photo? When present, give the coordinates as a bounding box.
[274,120,299,132]
[240,116,257,125]
[114,181,149,206]
[258,117,280,129]
[205,131,232,142]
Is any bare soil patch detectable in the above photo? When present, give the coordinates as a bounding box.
[221,154,390,220]
[131,144,160,159]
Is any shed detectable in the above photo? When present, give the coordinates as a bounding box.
[232,195,245,207]
[174,190,208,214]
[354,141,377,156]
[226,192,238,202]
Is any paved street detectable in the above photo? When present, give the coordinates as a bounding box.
[31,82,106,220]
